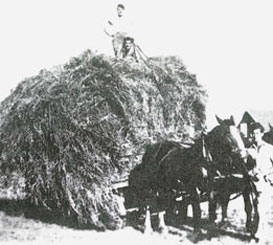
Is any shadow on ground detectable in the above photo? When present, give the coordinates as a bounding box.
[0,199,253,243]
[126,210,252,243]
[0,199,98,230]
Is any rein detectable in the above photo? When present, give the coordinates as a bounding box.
[202,134,223,178]
[202,134,213,163]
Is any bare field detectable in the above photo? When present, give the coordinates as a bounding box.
[1,195,272,245]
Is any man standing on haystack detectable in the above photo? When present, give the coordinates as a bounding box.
[247,122,273,244]
[104,4,134,58]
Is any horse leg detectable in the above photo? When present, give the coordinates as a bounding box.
[144,205,153,235]
[186,187,203,243]
[208,190,217,223]
[220,193,230,223]
[243,190,253,233]
[191,187,202,232]
[155,189,169,234]
[165,196,179,226]
[158,210,168,235]
[207,171,217,223]
[180,200,188,223]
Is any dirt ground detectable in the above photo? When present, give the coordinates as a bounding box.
[0,195,272,245]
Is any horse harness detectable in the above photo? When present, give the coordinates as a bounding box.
[201,134,259,202]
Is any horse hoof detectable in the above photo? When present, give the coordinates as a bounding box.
[143,227,153,235]
[187,230,203,244]
[249,238,259,244]
[206,225,217,239]
[158,226,168,234]
[249,234,259,244]
[246,226,252,233]
[246,221,255,234]
[217,219,231,228]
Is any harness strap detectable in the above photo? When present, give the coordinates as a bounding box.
[228,192,243,201]
[202,135,213,162]
[158,147,176,167]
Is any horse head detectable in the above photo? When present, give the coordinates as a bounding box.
[205,115,247,175]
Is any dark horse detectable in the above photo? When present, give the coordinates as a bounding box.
[128,116,257,237]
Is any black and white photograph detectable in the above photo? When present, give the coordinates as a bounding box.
[0,0,272,244]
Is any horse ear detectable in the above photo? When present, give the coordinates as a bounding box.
[215,115,223,125]
[269,123,273,130]
[230,115,235,125]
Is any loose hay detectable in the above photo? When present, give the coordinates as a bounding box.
[0,50,207,229]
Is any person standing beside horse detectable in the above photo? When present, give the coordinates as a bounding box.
[247,122,273,244]
[104,4,134,57]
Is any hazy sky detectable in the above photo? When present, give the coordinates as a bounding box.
[0,0,272,129]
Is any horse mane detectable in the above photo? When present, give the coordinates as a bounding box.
[205,125,229,152]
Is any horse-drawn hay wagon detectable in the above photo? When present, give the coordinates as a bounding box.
[117,117,259,240]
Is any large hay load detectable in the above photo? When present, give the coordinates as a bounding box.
[0,50,206,230]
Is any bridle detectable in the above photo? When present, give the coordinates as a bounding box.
[201,128,258,202]
[201,127,247,178]
[201,133,223,179]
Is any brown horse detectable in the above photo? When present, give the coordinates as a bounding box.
[128,116,257,237]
